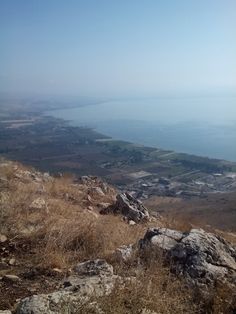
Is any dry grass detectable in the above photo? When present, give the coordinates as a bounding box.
[1,160,236,313]
[0,161,148,269]
[60,257,198,314]
[41,214,146,268]
[161,213,193,232]
[100,276,195,313]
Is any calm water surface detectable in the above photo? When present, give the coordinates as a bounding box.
[47,97,236,162]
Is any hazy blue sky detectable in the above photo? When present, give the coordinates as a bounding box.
[1,0,236,97]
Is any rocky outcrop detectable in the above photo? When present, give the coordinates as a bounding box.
[101,193,149,223]
[16,259,117,314]
[139,228,236,286]
[73,259,113,277]
[13,168,52,184]
[78,176,115,195]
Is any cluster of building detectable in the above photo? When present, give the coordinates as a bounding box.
[117,171,236,199]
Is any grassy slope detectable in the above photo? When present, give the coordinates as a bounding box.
[0,160,235,313]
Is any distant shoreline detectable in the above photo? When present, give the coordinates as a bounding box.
[45,102,236,163]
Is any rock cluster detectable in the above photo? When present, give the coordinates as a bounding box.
[16,259,118,314]
[101,192,149,223]
[139,227,236,287]
[78,176,114,195]
[13,168,52,183]
[7,228,236,313]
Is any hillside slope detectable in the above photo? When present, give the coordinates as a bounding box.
[0,159,236,313]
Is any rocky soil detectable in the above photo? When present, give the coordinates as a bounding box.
[0,159,236,313]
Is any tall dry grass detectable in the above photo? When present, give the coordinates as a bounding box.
[41,213,146,268]
[1,161,236,313]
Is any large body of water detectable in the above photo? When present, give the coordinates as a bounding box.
[47,96,236,162]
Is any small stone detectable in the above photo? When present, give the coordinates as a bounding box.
[52,268,63,274]
[0,234,7,243]
[3,274,20,282]
[115,245,133,262]
[9,258,16,266]
[129,220,136,226]
[87,195,93,203]
[29,198,46,210]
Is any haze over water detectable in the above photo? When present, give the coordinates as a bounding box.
[1,1,236,162]
[48,95,236,162]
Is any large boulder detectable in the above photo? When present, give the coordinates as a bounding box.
[139,228,236,287]
[101,193,149,223]
[16,259,117,314]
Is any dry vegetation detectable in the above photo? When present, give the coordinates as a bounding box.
[145,192,236,234]
[0,160,235,313]
[80,266,197,314]
[0,163,146,267]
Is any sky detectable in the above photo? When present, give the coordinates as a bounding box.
[1,0,236,97]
